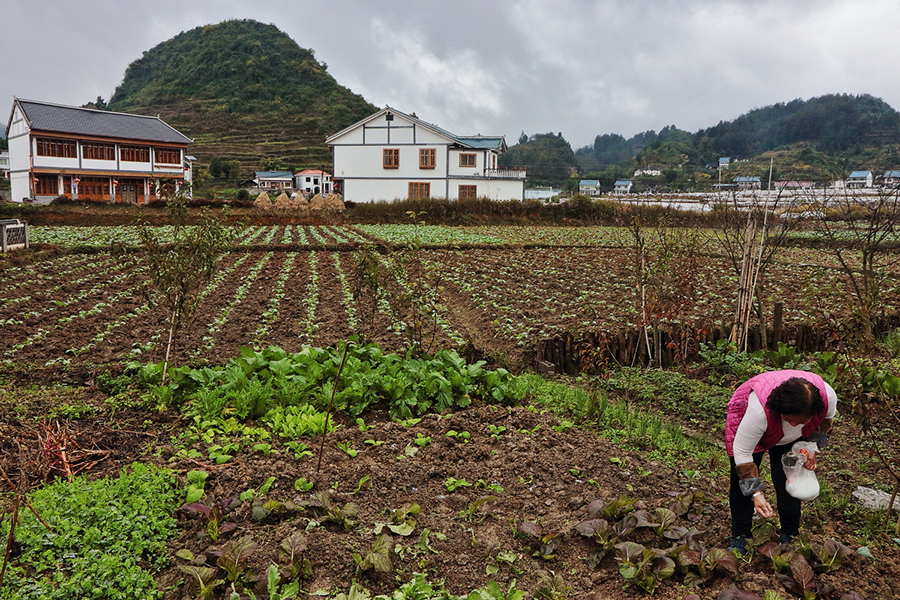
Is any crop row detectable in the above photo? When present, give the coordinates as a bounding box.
[4,244,898,368]
[28,225,371,248]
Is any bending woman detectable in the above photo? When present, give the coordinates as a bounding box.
[724,369,836,555]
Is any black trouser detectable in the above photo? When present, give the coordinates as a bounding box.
[729,443,802,538]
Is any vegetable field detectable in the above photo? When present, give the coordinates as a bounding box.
[3,221,900,600]
[3,225,897,371]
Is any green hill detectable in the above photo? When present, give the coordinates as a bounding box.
[107,19,377,174]
[564,93,900,186]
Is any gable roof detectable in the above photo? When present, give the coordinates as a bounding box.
[9,98,191,144]
[327,106,507,151]
[614,179,632,186]
[579,179,600,186]
[849,170,872,178]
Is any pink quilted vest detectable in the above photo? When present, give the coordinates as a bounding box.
[725,370,828,456]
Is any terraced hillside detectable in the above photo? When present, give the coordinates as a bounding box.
[108,19,376,172]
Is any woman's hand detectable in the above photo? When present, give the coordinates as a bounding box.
[753,492,774,518]
[799,448,817,470]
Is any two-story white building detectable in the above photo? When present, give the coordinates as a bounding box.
[294,169,332,194]
[5,98,192,204]
[325,107,525,202]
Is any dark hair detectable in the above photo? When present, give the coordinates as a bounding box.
[767,377,826,417]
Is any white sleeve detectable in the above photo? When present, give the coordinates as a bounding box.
[732,391,768,464]
[824,382,837,419]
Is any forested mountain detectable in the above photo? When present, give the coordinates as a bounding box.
[498,132,578,185]
[106,19,377,173]
[557,94,900,185]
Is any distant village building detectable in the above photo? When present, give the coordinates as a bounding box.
[718,157,731,170]
[881,170,900,188]
[578,179,602,196]
[525,186,561,201]
[254,171,293,190]
[847,170,874,188]
[0,150,9,179]
[614,179,633,195]
[4,98,192,204]
[733,176,761,190]
[326,106,525,202]
[294,169,332,194]
[634,167,661,177]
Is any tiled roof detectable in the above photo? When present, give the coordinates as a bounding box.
[579,180,600,186]
[16,99,191,144]
[848,171,871,178]
[255,171,293,178]
[456,136,504,150]
[614,179,632,186]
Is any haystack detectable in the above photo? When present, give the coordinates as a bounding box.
[308,193,326,211]
[254,192,273,210]
[273,191,292,209]
[324,193,346,212]
[292,194,310,211]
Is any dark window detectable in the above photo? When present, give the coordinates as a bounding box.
[82,142,115,160]
[36,138,77,158]
[458,185,477,199]
[383,148,399,169]
[121,146,150,162]
[419,148,436,169]
[459,153,477,167]
[408,182,430,199]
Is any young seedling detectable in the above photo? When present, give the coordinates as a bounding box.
[374,502,421,536]
[356,417,376,431]
[414,433,431,447]
[516,521,564,560]
[184,470,209,503]
[487,424,507,440]
[306,492,358,530]
[354,534,394,573]
[181,496,239,542]
[177,565,223,600]
[444,477,472,492]
[445,430,471,443]
[458,495,497,524]
[294,478,314,492]
[278,531,312,580]
[337,441,358,457]
[217,536,258,582]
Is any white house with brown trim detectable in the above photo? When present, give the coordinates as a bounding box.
[325,107,525,202]
[5,98,192,204]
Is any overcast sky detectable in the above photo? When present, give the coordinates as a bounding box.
[4,0,899,149]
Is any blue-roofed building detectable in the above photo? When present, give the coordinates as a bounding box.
[5,98,192,204]
[579,179,601,196]
[881,170,900,187]
[254,171,294,190]
[614,179,633,195]
[847,170,873,188]
[734,175,761,190]
[326,106,525,202]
